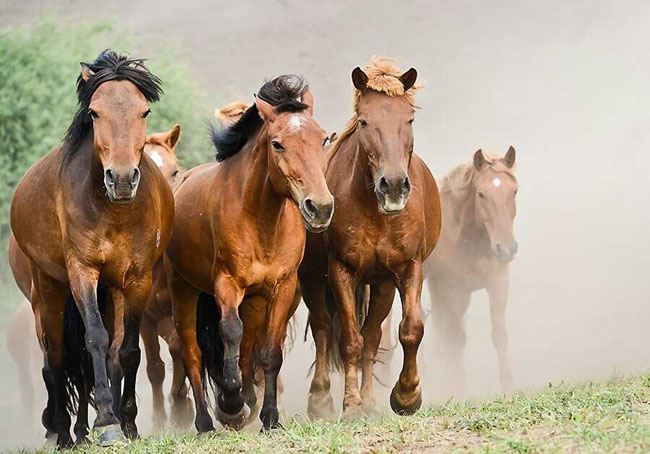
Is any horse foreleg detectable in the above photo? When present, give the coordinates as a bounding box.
[328,259,363,419]
[166,259,213,433]
[141,312,166,430]
[213,275,248,428]
[360,281,395,414]
[391,261,425,415]
[259,276,296,430]
[105,290,124,419]
[239,296,266,423]
[487,275,514,394]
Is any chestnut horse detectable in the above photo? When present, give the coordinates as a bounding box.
[423,148,518,396]
[10,51,174,447]
[165,76,333,432]
[299,58,441,419]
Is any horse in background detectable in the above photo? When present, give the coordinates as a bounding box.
[10,51,174,447]
[166,76,333,432]
[299,58,441,419]
[423,147,518,396]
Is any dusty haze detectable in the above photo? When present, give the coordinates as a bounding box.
[1,0,650,451]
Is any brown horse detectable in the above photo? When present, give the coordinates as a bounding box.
[7,126,186,435]
[423,148,518,396]
[165,75,333,432]
[299,58,441,419]
[10,51,174,447]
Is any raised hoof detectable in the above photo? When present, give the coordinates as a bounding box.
[307,392,335,420]
[94,423,126,447]
[342,404,365,420]
[390,385,422,416]
[216,402,250,430]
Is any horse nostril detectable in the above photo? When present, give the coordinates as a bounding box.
[129,168,140,188]
[379,177,389,193]
[105,169,116,187]
[403,176,411,193]
[304,198,317,219]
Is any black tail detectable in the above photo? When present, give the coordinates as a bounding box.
[326,284,370,372]
[196,292,224,399]
[62,286,108,414]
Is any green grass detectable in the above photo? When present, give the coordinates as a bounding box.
[17,374,650,454]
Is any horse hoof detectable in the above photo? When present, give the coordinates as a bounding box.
[44,430,57,444]
[307,392,335,420]
[122,421,139,440]
[342,404,365,420]
[362,401,382,417]
[390,385,422,415]
[56,435,74,450]
[216,402,250,430]
[94,423,126,447]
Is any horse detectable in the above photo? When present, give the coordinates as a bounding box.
[422,147,518,396]
[9,50,174,447]
[298,58,441,419]
[165,75,333,432]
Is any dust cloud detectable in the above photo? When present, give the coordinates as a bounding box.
[1,0,650,451]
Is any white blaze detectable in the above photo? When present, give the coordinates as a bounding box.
[150,150,164,168]
[288,115,306,133]
[492,177,502,187]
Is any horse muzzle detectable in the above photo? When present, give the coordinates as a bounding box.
[493,241,518,264]
[104,166,140,204]
[375,174,410,216]
[300,196,334,233]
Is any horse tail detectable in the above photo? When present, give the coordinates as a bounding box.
[63,285,108,414]
[196,292,224,400]
[326,284,370,373]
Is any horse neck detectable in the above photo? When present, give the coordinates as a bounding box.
[64,132,106,199]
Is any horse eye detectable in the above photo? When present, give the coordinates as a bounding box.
[359,119,368,127]
[172,170,179,177]
[408,118,415,124]
[514,188,518,195]
[271,141,285,151]
[142,109,151,119]
[322,136,329,146]
[88,109,99,120]
[478,192,485,199]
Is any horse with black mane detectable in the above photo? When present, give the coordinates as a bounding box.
[10,50,174,447]
[165,75,333,432]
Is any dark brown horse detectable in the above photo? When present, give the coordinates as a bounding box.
[299,58,441,419]
[165,76,333,432]
[423,148,518,396]
[10,51,174,447]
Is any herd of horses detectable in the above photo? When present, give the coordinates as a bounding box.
[5,50,518,448]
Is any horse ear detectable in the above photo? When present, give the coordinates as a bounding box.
[504,146,516,168]
[165,124,182,151]
[473,149,486,170]
[301,89,314,116]
[255,95,276,122]
[399,68,418,91]
[80,62,94,82]
[352,67,369,91]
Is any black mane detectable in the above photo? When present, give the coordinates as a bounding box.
[211,75,309,162]
[62,50,163,166]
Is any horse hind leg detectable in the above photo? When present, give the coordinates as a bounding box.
[158,317,194,428]
[299,269,335,419]
[141,312,167,431]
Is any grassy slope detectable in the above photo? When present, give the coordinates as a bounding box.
[20,374,650,454]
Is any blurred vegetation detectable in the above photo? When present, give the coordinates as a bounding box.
[0,20,212,328]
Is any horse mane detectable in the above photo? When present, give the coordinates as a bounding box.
[442,152,517,199]
[328,57,420,162]
[62,50,163,167]
[210,75,309,162]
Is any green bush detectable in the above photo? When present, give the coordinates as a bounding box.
[0,20,212,323]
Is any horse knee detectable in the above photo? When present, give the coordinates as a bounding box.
[260,347,282,375]
[340,330,363,363]
[85,326,109,356]
[119,342,141,374]
[399,317,424,350]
